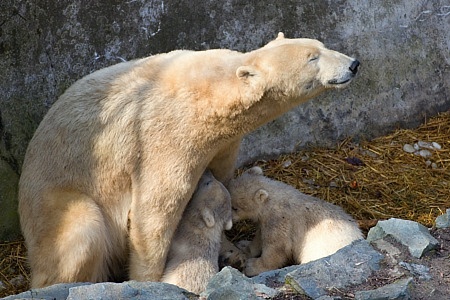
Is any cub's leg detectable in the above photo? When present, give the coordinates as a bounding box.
[28,191,110,288]
[244,243,288,277]
[240,228,262,258]
[219,233,247,270]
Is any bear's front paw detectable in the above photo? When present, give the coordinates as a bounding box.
[219,248,247,271]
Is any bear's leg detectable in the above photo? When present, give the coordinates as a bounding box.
[208,138,242,185]
[127,176,196,282]
[29,191,110,288]
[210,138,245,269]
[244,245,288,276]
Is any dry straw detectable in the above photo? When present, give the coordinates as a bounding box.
[2,111,450,297]
[247,111,450,228]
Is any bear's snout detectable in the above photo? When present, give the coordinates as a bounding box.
[349,60,360,75]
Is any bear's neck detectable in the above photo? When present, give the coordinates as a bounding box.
[198,90,308,141]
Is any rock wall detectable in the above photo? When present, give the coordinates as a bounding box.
[1,0,449,239]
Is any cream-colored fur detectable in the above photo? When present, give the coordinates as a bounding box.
[161,170,232,294]
[228,167,363,276]
[18,32,359,287]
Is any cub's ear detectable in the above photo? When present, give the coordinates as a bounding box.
[245,166,264,176]
[201,208,215,228]
[254,189,269,203]
[276,32,285,40]
[225,219,233,231]
[236,66,265,109]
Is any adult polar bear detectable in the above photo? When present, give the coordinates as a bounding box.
[19,32,359,287]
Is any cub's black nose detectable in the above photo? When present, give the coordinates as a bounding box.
[349,60,360,74]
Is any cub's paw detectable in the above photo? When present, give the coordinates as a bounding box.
[243,258,264,277]
[219,249,247,271]
[236,240,251,250]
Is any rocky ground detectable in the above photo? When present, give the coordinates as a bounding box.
[330,227,450,300]
[2,216,449,300]
[256,219,450,300]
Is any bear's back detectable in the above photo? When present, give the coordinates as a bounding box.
[240,174,357,226]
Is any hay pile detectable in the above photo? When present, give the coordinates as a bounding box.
[2,111,450,297]
[0,239,29,297]
[251,111,450,229]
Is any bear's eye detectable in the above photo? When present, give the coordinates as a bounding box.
[308,55,319,62]
[232,207,238,211]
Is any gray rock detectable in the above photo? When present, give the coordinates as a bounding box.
[399,262,431,281]
[284,239,383,299]
[354,277,413,300]
[435,209,450,228]
[252,265,299,286]
[3,283,90,300]
[372,239,401,258]
[8,275,25,288]
[432,142,442,150]
[66,281,195,300]
[200,267,279,299]
[252,283,279,299]
[417,141,433,150]
[366,218,439,258]
[0,281,6,292]
[371,239,407,280]
[418,149,432,158]
[201,267,257,300]
[402,144,415,153]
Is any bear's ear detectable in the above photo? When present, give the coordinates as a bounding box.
[236,66,265,109]
[246,166,264,176]
[254,189,269,203]
[225,219,233,231]
[276,32,285,40]
[201,208,215,228]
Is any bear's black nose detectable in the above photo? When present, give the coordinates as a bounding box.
[349,60,360,74]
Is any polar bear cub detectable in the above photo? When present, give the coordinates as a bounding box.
[161,170,232,294]
[228,167,363,276]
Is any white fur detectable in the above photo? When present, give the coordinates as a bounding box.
[161,170,232,294]
[228,167,363,276]
[18,33,358,287]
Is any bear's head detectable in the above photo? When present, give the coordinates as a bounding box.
[227,166,270,222]
[236,32,359,109]
[192,169,233,230]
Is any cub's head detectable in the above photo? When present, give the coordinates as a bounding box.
[237,32,359,109]
[227,166,270,222]
[192,169,233,230]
